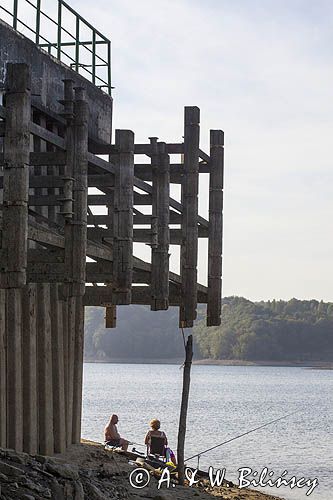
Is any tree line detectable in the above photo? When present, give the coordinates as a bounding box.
[84,297,333,362]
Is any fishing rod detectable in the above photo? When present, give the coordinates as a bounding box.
[185,409,301,464]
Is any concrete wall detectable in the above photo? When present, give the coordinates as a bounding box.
[0,19,113,144]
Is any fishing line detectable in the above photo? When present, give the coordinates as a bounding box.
[185,409,301,462]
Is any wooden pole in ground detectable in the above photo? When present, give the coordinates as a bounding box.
[36,282,54,455]
[0,290,6,448]
[1,63,31,452]
[50,284,66,453]
[22,284,38,455]
[71,87,88,444]
[207,130,224,326]
[177,333,193,485]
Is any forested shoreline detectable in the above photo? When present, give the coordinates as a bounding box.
[84,297,333,362]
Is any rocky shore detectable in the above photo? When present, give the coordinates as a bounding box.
[0,440,284,500]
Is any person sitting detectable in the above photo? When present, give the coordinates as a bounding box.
[104,414,129,451]
[144,418,167,456]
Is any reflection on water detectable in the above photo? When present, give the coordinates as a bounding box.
[82,364,333,500]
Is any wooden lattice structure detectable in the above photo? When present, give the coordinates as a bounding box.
[0,11,224,456]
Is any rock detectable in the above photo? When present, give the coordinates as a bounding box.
[50,478,64,500]
[21,495,36,500]
[46,462,79,480]
[5,449,29,465]
[84,483,107,499]
[0,472,8,481]
[74,480,85,500]
[0,460,25,478]
[35,454,49,464]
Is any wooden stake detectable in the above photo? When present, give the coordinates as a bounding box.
[36,283,54,455]
[207,130,224,326]
[0,290,6,448]
[22,284,38,455]
[72,296,84,443]
[50,284,66,453]
[177,334,193,485]
[6,288,23,451]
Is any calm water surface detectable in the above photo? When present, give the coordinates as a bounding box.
[82,364,333,500]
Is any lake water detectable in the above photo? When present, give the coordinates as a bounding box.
[82,363,333,500]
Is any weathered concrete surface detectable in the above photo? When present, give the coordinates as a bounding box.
[0,19,113,144]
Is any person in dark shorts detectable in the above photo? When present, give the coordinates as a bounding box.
[104,414,129,451]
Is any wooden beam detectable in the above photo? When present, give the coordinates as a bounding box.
[0,290,6,448]
[36,283,54,455]
[207,130,224,327]
[151,142,170,310]
[72,296,84,444]
[112,130,134,304]
[180,107,200,327]
[22,284,38,455]
[29,151,66,166]
[0,63,31,288]
[6,289,24,451]
[30,122,66,150]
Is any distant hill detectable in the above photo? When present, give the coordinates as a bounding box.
[84,298,333,362]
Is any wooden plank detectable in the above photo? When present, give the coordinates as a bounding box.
[28,221,65,248]
[0,290,6,448]
[180,107,200,327]
[0,63,31,289]
[6,288,23,451]
[87,212,182,226]
[90,142,183,155]
[207,130,224,326]
[30,122,66,150]
[112,130,134,305]
[29,151,66,166]
[28,248,64,264]
[22,284,38,455]
[36,283,54,455]
[31,97,67,126]
[50,285,66,453]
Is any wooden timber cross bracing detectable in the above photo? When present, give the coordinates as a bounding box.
[0,59,224,455]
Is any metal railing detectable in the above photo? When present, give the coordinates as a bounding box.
[0,0,112,95]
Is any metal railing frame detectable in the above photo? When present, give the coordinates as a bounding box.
[0,0,112,95]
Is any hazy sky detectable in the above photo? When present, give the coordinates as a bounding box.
[6,0,333,301]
